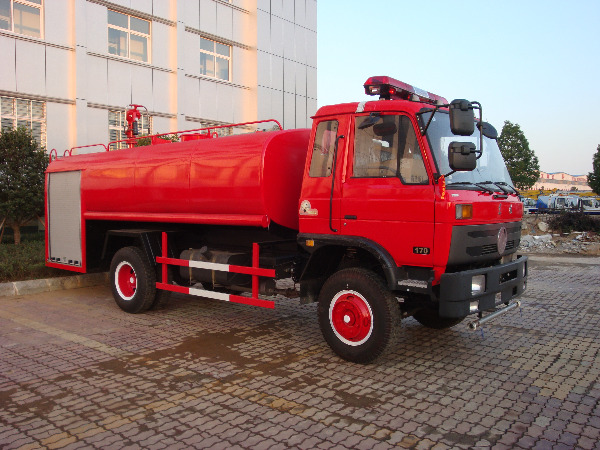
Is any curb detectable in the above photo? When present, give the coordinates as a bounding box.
[0,272,109,298]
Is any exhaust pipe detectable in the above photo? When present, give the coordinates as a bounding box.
[468,300,521,331]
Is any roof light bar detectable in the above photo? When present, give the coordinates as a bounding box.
[364,76,448,105]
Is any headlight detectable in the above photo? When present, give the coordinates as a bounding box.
[472,274,486,295]
[456,204,473,220]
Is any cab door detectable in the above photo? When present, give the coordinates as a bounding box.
[298,116,349,235]
[340,114,435,267]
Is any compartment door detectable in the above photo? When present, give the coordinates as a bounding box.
[48,171,82,267]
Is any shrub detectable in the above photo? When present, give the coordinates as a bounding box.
[548,212,600,234]
[0,233,64,282]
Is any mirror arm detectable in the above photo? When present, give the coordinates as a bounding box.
[443,169,456,178]
[471,101,484,160]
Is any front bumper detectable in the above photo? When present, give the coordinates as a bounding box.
[439,255,528,318]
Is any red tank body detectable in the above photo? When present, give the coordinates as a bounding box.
[46,129,310,230]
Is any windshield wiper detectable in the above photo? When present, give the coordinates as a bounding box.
[447,181,495,194]
[493,181,519,195]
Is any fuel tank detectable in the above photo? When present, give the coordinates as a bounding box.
[46,129,311,230]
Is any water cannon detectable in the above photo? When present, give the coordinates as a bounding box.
[125,104,147,139]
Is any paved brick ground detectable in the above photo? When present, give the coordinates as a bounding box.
[0,255,599,449]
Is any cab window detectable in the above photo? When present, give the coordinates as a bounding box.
[309,120,338,177]
[353,115,428,184]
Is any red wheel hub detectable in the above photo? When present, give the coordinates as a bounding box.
[116,262,137,299]
[330,291,373,345]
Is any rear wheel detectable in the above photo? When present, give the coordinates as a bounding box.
[413,307,465,329]
[110,247,156,313]
[317,268,401,364]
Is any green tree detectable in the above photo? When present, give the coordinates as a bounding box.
[0,127,48,245]
[497,121,540,190]
[588,144,600,195]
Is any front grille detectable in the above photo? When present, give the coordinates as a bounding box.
[466,239,517,257]
[449,222,522,265]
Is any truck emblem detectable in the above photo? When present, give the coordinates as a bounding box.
[498,204,502,216]
[299,200,318,216]
[497,227,508,254]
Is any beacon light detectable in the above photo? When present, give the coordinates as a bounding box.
[364,76,448,105]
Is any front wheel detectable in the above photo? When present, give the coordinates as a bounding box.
[317,268,401,364]
[110,246,156,313]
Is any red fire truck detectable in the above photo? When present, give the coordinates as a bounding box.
[45,76,527,363]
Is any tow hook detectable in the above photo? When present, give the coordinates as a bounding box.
[468,300,521,331]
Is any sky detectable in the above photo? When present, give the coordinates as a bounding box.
[316,0,600,176]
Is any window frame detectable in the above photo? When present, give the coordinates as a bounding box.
[0,0,44,38]
[309,119,339,178]
[199,37,232,82]
[0,96,46,148]
[351,113,429,185]
[107,9,151,63]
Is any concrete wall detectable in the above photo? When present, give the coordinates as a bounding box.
[256,0,317,130]
[0,0,317,154]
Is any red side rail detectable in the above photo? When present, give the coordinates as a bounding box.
[156,232,276,309]
[108,119,284,152]
[51,119,284,161]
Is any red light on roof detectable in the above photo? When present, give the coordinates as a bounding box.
[364,76,448,105]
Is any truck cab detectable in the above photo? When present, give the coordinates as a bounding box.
[296,77,527,361]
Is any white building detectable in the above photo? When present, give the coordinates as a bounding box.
[0,0,317,153]
[532,171,591,192]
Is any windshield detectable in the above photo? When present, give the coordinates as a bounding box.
[420,110,514,189]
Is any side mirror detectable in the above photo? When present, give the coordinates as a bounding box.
[477,121,498,140]
[448,142,477,171]
[449,99,474,136]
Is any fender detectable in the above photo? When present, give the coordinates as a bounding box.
[101,229,164,265]
[297,234,400,290]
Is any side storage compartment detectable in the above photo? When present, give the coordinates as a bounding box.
[47,171,82,267]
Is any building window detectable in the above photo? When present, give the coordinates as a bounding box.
[200,37,230,81]
[0,96,46,147]
[108,10,150,62]
[108,110,151,150]
[0,0,43,38]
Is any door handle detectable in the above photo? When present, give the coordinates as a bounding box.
[344,215,357,220]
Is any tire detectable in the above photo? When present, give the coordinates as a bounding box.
[413,307,465,329]
[110,246,156,314]
[317,268,401,364]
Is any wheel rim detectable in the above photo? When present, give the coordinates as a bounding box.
[329,290,373,346]
[115,261,137,301]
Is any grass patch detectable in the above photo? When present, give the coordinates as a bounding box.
[548,212,600,234]
[0,232,66,283]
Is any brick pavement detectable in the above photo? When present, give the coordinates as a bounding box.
[0,255,599,449]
